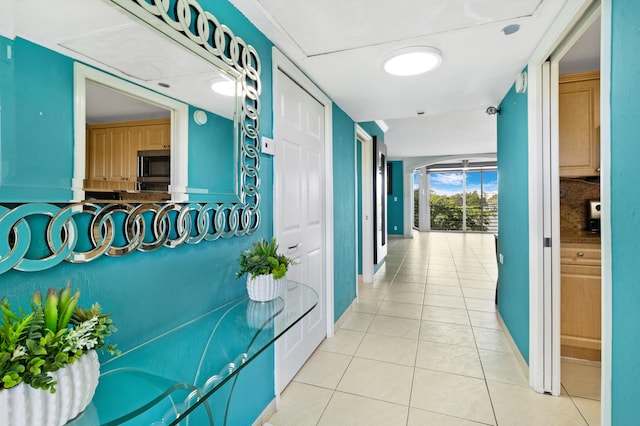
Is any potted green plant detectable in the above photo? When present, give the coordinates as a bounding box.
[237,238,295,302]
[0,282,118,426]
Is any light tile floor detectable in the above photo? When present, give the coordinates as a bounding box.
[267,231,601,426]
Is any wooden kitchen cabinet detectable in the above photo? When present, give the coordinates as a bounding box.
[559,71,600,177]
[143,122,171,150]
[85,118,169,191]
[86,128,109,188]
[560,242,601,361]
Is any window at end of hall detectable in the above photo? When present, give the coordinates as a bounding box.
[413,161,498,233]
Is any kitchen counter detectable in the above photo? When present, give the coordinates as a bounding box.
[84,189,171,203]
[560,230,601,245]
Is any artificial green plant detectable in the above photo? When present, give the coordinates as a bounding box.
[0,282,118,393]
[237,238,295,280]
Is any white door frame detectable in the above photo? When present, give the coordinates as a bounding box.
[527,1,610,423]
[356,125,374,284]
[272,47,335,335]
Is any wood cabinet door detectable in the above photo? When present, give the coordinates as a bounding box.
[107,127,128,185]
[559,72,600,177]
[560,263,601,361]
[85,119,169,192]
[87,129,109,183]
[144,123,170,149]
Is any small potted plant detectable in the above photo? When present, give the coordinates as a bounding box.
[0,282,118,426]
[237,238,294,302]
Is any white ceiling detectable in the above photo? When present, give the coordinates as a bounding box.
[560,18,601,74]
[5,0,600,161]
[7,0,238,122]
[229,0,571,158]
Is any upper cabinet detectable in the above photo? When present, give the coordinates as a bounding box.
[559,71,600,177]
[85,118,170,191]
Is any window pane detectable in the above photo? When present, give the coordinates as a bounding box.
[429,172,464,230]
[483,170,499,233]
[465,170,499,232]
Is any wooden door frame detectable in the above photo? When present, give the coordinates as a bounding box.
[272,47,335,334]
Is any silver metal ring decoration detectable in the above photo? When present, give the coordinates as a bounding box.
[0,202,260,274]
[0,0,262,274]
[115,0,262,211]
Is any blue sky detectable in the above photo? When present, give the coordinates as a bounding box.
[414,170,498,197]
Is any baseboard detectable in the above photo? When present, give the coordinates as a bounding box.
[497,312,530,380]
[334,297,358,331]
[252,398,277,426]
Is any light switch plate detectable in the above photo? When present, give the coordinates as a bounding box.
[261,137,275,155]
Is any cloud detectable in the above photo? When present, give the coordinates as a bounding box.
[430,173,464,185]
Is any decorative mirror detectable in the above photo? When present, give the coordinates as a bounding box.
[0,0,261,273]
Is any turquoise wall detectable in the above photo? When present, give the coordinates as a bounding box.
[1,0,366,421]
[332,104,357,321]
[358,122,385,147]
[187,106,238,201]
[0,38,74,201]
[610,0,640,420]
[0,1,276,423]
[387,160,404,235]
[496,78,530,362]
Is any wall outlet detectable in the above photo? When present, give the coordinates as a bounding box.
[261,136,275,155]
[393,225,398,231]
[393,196,398,202]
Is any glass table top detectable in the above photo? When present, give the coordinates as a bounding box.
[69,280,318,426]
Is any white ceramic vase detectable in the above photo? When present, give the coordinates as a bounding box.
[246,298,286,329]
[0,350,100,426]
[246,273,284,302]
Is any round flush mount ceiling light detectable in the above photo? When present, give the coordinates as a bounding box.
[211,80,237,97]
[383,47,443,76]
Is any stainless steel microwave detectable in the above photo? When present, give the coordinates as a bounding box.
[137,149,170,191]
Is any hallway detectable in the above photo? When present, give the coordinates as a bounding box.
[268,232,600,425]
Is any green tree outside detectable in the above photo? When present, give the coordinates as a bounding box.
[430,190,497,231]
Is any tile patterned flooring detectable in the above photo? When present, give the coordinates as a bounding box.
[267,232,601,425]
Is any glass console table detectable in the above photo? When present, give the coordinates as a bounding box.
[69,280,318,426]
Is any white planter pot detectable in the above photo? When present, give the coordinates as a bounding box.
[246,298,286,329]
[0,350,100,426]
[246,273,284,302]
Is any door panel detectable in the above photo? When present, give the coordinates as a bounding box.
[275,70,326,393]
[281,140,303,233]
[306,150,322,227]
[305,248,323,329]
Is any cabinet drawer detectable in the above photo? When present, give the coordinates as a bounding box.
[560,244,601,266]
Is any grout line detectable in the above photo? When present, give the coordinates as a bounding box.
[271,233,529,425]
[566,391,596,426]
[449,233,500,425]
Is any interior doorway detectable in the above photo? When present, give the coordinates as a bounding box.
[356,125,374,284]
[527,1,606,420]
[555,13,602,405]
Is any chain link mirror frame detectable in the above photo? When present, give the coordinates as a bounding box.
[0,0,261,274]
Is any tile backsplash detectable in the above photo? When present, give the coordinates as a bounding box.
[560,177,601,231]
